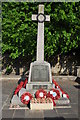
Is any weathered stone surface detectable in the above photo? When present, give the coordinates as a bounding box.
[18,88,26,97]
[2,80,78,118]
[44,110,58,118]
[26,82,52,93]
[27,61,52,93]
[28,61,52,83]
[25,110,44,118]
[11,95,23,105]
[13,110,25,118]
[2,109,14,118]
[31,64,49,82]
[32,4,50,62]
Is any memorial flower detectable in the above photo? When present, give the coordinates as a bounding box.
[35,89,47,98]
[47,89,60,100]
[20,92,33,105]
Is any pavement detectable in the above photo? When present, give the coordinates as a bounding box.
[1,75,80,120]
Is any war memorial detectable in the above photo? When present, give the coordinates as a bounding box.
[10,4,70,110]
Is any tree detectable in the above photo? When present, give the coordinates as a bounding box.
[2,2,80,62]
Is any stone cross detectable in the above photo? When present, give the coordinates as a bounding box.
[32,4,50,62]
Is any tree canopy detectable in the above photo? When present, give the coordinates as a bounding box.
[2,2,80,61]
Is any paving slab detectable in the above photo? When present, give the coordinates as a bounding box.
[1,77,79,119]
[2,104,10,110]
[58,113,78,119]
[25,110,44,118]
[2,95,9,106]
[2,109,15,118]
[71,103,78,114]
[6,95,12,104]
[56,80,78,104]
[2,94,9,101]
[13,109,25,118]
[43,109,58,118]
[56,108,75,114]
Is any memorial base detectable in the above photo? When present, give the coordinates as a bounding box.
[26,82,52,96]
[26,61,52,96]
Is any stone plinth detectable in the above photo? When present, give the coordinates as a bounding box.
[26,61,52,94]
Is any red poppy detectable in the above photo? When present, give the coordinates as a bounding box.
[47,89,60,100]
[20,92,33,104]
[35,89,47,98]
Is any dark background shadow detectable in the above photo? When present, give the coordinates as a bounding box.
[74,77,80,89]
[2,48,80,76]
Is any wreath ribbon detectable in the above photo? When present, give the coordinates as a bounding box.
[52,79,69,99]
[14,78,28,95]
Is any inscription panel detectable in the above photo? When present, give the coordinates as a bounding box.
[31,65,49,82]
[33,85,47,89]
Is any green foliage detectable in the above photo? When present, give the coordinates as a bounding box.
[5,65,12,75]
[2,2,80,61]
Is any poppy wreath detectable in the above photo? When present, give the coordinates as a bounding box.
[20,92,33,105]
[23,78,28,88]
[14,78,28,95]
[51,99,56,106]
[14,81,24,95]
[52,79,69,99]
[56,86,69,99]
[57,86,69,99]
[47,89,60,100]
[35,89,47,98]
[52,79,60,88]
[62,91,69,99]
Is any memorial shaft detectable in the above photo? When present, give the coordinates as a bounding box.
[32,4,50,62]
[37,5,44,62]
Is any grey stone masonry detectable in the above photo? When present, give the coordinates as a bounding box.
[32,4,50,62]
[28,61,52,83]
[27,4,51,90]
[27,61,52,94]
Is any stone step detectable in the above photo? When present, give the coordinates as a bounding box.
[54,98,70,105]
[26,83,53,91]
[18,88,51,97]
